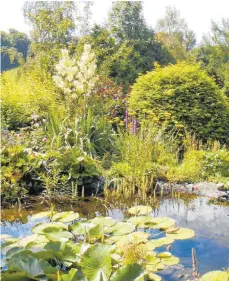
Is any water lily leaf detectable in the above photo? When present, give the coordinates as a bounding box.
[147,273,162,281]
[148,237,174,248]
[19,234,49,247]
[81,244,112,281]
[1,272,28,281]
[157,252,172,258]
[61,268,79,281]
[44,230,73,242]
[110,264,145,281]
[106,222,135,236]
[166,227,195,240]
[8,256,51,278]
[127,216,154,228]
[166,227,180,233]
[146,217,175,230]
[51,211,79,223]
[160,255,179,266]
[116,232,149,247]
[88,224,103,240]
[128,206,152,216]
[145,253,160,265]
[30,211,52,221]
[146,262,164,272]
[71,222,95,236]
[200,271,229,281]
[90,217,115,227]
[0,234,12,241]
[6,247,26,259]
[104,236,123,245]
[32,222,67,234]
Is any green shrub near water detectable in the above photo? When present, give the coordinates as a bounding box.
[129,62,229,144]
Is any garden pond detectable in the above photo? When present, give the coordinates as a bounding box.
[1,194,229,281]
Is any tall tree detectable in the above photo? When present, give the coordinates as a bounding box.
[155,6,196,61]
[108,1,152,41]
[197,18,229,97]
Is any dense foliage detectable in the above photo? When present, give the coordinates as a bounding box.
[129,63,229,144]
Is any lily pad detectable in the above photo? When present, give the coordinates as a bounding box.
[30,211,52,221]
[110,264,145,281]
[127,216,154,228]
[166,227,195,240]
[51,211,79,223]
[106,222,135,236]
[32,222,67,234]
[148,237,174,248]
[200,271,229,281]
[157,252,179,266]
[128,206,152,216]
[81,244,112,281]
[146,217,175,230]
[90,217,115,227]
[147,273,162,281]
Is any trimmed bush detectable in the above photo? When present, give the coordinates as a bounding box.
[129,63,229,144]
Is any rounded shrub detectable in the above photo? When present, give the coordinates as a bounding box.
[128,63,229,144]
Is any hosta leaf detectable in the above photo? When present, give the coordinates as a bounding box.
[51,211,79,223]
[110,264,145,281]
[90,217,115,227]
[81,244,112,281]
[106,222,135,236]
[200,271,229,281]
[166,227,195,240]
[128,206,152,216]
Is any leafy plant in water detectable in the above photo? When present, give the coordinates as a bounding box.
[1,205,196,281]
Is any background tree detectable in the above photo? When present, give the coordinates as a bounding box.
[1,29,30,71]
[155,6,196,61]
[197,18,229,97]
[108,1,151,41]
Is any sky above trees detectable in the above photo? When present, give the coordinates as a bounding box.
[0,0,229,43]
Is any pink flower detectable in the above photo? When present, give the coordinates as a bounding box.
[42,136,48,143]
[18,133,23,137]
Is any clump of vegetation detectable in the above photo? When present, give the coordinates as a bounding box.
[129,62,229,144]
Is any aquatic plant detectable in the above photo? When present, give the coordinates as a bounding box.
[1,205,195,281]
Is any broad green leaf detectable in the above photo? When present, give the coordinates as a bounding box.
[128,206,152,216]
[61,268,79,281]
[166,227,195,240]
[1,272,29,281]
[71,222,95,236]
[106,222,135,236]
[146,262,164,272]
[110,264,145,281]
[116,232,149,247]
[145,253,160,265]
[127,216,154,228]
[51,211,79,223]
[81,244,112,281]
[148,237,174,248]
[90,217,115,227]
[88,224,103,240]
[44,230,73,242]
[8,256,51,278]
[30,211,52,221]
[200,271,229,281]
[147,273,162,281]
[32,222,67,234]
[146,217,175,230]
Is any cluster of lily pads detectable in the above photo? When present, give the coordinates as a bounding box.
[1,205,228,281]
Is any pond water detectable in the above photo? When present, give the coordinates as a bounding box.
[1,194,229,280]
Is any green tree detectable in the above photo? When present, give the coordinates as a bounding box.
[1,30,30,71]
[156,6,196,61]
[108,1,151,41]
[129,62,229,144]
[197,18,229,97]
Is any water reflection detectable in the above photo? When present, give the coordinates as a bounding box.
[1,195,229,280]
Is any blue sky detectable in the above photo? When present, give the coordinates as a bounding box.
[0,0,229,42]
